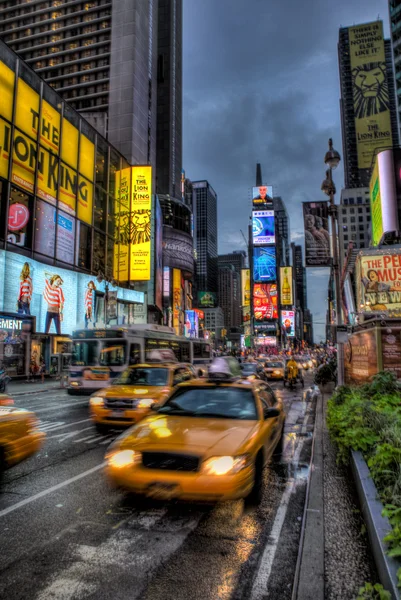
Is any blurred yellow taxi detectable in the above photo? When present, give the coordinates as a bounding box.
[90,363,195,432]
[263,360,285,380]
[0,397,45,476]
[105,359,285,504]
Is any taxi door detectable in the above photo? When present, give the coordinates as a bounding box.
[257,383,281,460]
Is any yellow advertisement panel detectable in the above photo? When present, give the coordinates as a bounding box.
[12,129,36,193]
[40,100,60,154]
[79,133,95,181]
[61,118,79,169]
[77,176,93,225]
[113,167,131,282]
[356,251,401,317]
[36,146,58,205]
[280,266,293,305]
[130,165,152,281]
[349,21,392,169]
[0,61,15,122]
[241,268,250,306]
[0,118,12,179]
[59,162,77,215]
[15,78,40,140]
[173,268,181,335]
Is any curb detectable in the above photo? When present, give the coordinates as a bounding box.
[293,392,324,600]
[9,385,63,397]
[351,451,401,600]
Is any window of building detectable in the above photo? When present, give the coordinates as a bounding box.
[343,234,348,241]
[350,216,355,222]
[357,197,363,204]
[348,198,355,204]
[76,221,92,270]
[93,230,106,274]
[350,207,355,214]
[343,198,348,205]
[359,216,364,222]
[342,208,347,214]
[94,188,107,232]
[7,187,34,251]
[351,225,356,231]
[359,225,364,231]
[358,207,363,213]
[367,216,371,222]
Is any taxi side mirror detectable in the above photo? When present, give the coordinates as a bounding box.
[264,407,280,419]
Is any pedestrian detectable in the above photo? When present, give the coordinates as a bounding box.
[40,357,46,384]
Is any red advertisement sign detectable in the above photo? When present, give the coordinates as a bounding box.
[253,283,278,321]
[8,203,29,231]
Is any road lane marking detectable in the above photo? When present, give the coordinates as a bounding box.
[48,427,94,442]
[29,400,89,414]
[251,409,310,599]
[40,418,92,433]
[0,463,105,518]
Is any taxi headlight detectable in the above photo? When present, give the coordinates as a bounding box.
[106,449,141,468]
[90,396,104,406]
[133,398,155,409]
[273,370,281,375]
[202,455,250,476]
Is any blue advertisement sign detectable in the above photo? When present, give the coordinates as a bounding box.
[185,310,198,338]
[252,210,275,245]
[253,247,277,282]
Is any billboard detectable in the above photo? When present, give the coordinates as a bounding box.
[173,268,181,334]
[303,202,330,267]
[241,268,250,306]
[349,21,393,170]
[281,310,295,337]
[344,330,378,385]
[369,150,399,246]
[253,283,278,321]
[198,291,217,308]
[252,210,275,245]
[356,250,401,316]
[253,247,277,282]
[185,310,199,338]
[252,185,273,206]
[280,266,293,306]
[255,336,277,346]
[130,166,152,281]
[0,250,144,335]
[113,167,131,282]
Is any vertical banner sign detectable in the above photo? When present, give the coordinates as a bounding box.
[280,266,293,305]
[370,157,382,246]
[349,21,393,169]
[303,201,331,267]
[77,134,95,225]
[113,167,131,282]
[0,61,14,180]
[173,268,181,335]
[130,166,152,281]
[241,269,250,306]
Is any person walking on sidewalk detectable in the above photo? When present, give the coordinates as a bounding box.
[40,357,46,384]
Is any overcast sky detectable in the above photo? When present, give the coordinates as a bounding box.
[182,0,390,342]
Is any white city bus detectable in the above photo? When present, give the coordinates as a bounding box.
[68,324,212,394]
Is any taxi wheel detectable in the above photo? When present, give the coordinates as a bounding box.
[246,454,264,506]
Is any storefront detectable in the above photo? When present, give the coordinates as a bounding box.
[0,313,33,376]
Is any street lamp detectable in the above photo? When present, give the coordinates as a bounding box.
[321,138,343,384]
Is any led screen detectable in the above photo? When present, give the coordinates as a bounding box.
[253,247,277,282]
[281,310,295,337]
[253,283,278,320]
[252,210,275,245]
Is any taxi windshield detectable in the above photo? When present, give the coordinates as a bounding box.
[240,363,258,373]
[268,362,283,368]
[115,368,169,386]
[158,387,257,420]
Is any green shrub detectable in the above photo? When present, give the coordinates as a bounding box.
[356,582,391,599]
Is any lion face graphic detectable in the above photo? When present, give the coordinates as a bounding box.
[352,62,389,118]
[115,210,151,246]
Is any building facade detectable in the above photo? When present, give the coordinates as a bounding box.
[204,307,224,345]
[0,39,148,377]
[193,180,218,296]
[273,196,290,266]
[338,22,399,188]
[217,251,246,275]
[218,266,241,331]
[338,187,371,269]
[389,1,401,139]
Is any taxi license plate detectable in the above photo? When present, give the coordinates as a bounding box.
[110,410,124,418]
[147,483,179,500]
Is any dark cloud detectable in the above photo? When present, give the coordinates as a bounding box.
[183,0,389,341]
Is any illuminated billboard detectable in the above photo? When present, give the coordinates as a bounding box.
[185,310,199,338]
[130,165,152,281]
[253,283,278,320]
[253,247,276,282]
[281,310,295,337]
[349,21,393,170]
[241,268,250,306]
[252,185,273,206]
[280,266,293,305]
[198,291,217,308]
[252,210,275,245]
[369,150,399,247]
[356,250,401,316]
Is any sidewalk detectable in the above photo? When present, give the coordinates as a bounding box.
[7,377,64,396]
[296,390,378,600]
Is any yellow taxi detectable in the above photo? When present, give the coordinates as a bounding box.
[90,363,195,432]
[263,360,285,380]
[104,358,285,504]
[0,395,45,476]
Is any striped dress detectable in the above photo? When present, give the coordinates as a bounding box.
[44,279,64,312]
[85,288,94,313]
[18,277,33,301]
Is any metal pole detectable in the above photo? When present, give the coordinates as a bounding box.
[328,169,344,385]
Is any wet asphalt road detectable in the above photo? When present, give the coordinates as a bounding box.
[0,374,317,600]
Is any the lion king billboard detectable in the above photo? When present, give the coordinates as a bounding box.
[349,21,393,170]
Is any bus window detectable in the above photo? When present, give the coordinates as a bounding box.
[193,342,211,360]
[178,341,191,362]
[99,341,126,366]
[129,343,141,365]
[72,341,99,366]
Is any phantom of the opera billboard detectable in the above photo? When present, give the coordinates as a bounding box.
[356,250,401,317]
[252,210,275,245]
[349,21,393,170]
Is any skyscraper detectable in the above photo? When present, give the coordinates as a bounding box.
[218,266,241,330]
[389,1,401,137]
[193,180,218,295]
[338,21,399,188]
[217,251,247,275]
[156,0,182,198]
[273,196,290,266]
[338,187,371,269]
